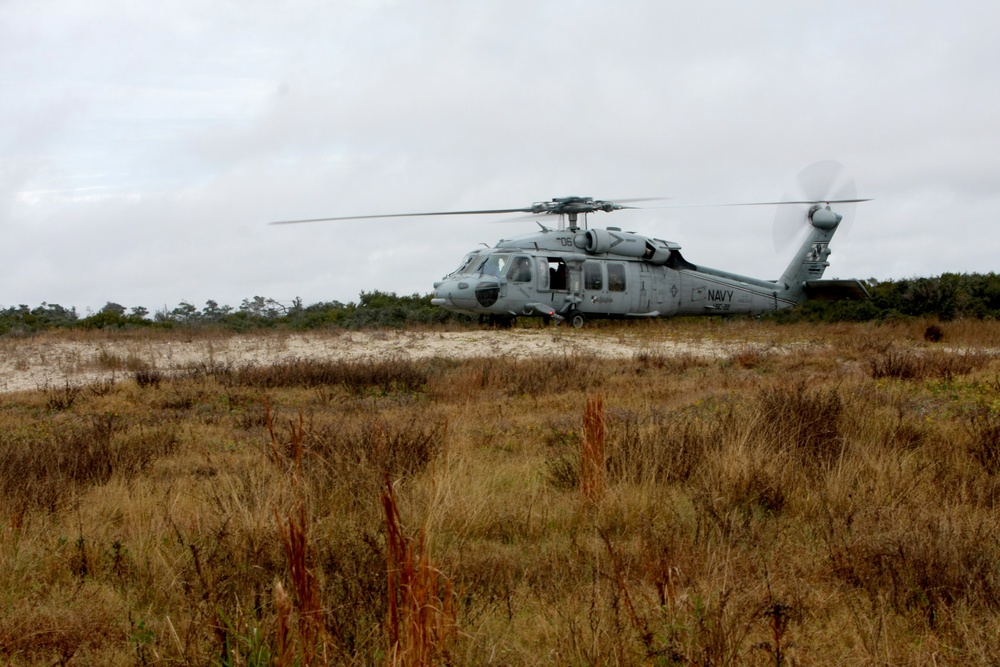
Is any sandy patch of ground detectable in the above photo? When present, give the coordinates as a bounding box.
[0,329,756,394]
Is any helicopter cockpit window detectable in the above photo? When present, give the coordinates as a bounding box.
[450,253,479,276]
[584,262,603,291]
[537,258,549,289]
[506,256,532,283]
[608,263,626,292]
[478,254,508,278]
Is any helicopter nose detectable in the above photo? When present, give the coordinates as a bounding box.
[431,279,477,309]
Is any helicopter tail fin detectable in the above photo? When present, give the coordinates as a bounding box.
[776,205,841,303]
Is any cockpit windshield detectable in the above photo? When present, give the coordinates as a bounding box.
[476,254,509,278]
[449,252,480,276]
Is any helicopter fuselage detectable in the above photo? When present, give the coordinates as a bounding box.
[431,214,865,327]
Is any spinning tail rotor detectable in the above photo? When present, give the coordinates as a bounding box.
[773,160,865,252]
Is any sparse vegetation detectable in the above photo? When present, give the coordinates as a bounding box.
[4,271,1000,337]
[1,321,1000,664]
[0,291,471,335]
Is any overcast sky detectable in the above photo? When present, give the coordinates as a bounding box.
[2,0,998,314]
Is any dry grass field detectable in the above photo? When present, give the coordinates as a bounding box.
[2,319,1000,665]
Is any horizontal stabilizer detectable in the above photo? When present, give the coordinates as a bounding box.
[804,279,870,301]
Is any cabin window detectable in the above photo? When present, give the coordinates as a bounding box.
[506,256,532,283]
[584,262,603,291]
[608,263,626,292]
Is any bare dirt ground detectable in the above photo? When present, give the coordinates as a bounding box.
[0,329,757,393]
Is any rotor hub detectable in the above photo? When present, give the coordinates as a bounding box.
[809,205,842,230]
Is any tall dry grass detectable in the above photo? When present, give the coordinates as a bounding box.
[1,320,1000,664]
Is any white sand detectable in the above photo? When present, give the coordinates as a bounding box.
[0,329,745,393]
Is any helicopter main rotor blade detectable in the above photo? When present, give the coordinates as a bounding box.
[269,196,671,225]
[718,198,871,206]
[270,207,536,225]
[603,197,670,205]
[647,197,871,209]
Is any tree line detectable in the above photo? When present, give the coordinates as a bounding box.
[2,273,1000,335]
[766,272,1000,323]
[0,291,469,335]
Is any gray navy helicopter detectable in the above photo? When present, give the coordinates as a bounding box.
[273,161,871,328]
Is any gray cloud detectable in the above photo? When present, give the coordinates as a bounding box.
[2,0,998,312]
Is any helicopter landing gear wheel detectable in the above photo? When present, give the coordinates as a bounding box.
[568,310,586,329]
